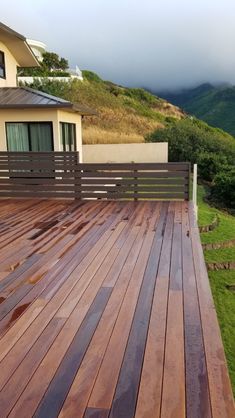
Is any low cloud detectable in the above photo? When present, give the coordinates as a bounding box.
[2,0,235,90]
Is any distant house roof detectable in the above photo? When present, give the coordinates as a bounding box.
[0,22,39,67]
[0,87,96,116]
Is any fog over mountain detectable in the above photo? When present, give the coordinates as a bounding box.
[2,0,235,90]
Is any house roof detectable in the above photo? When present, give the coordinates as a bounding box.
[0,22,39,67]
[0,87,96,116]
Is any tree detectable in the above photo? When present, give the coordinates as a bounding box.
[42,52,69,72]
[18,51,69,77]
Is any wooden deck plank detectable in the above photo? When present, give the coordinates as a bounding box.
[84,408,109,418]
[160,201,185,418]
[134,202,174,418]
[182,202,212,418]
[0,199,232,418]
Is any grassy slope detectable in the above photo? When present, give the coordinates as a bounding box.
[26,71,184,144]
[209,270,235,393]
[198,185,235,394]
[74,72,185,144]
[204,247,235,263]
[78,76,235,146]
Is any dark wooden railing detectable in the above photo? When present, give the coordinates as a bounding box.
[0,153,190,200]
[75,163,190,200]
[0,152,79,199]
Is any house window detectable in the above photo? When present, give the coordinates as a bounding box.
[60,123,76,151]
[0,51,6,79]
[6,122,53,151]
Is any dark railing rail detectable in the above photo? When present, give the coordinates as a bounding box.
[0,153,190,200]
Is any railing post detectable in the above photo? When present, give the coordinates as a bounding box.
[74,152,81,200]
[193,163,198,221]
[134,168,138,201]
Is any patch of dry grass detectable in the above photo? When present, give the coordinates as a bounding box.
[83,107,165,144]
[83,127,144,144]
[160,102,184,118]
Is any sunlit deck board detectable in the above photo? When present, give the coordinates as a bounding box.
[0,199,233,418]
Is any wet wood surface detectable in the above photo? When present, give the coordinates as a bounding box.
[0,199,233,418]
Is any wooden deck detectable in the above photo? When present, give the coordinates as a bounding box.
[0,199,233,418]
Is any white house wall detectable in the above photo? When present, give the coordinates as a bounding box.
[0,108,82,158]
[0,41,18,87]
[57,110,83,161]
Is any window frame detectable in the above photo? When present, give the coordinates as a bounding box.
[60,122,77,152]
[0,50,6,79]
[5,121,54,151]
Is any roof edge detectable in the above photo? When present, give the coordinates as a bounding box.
[0,87,97,116]
[0,21,26,41]
[22,87,72,105]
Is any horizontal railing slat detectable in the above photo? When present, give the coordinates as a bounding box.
[0,185,188,193]
[0,151,78,156]
[77,162,189,170]
[0,192,75,198]
[76,192,187,199]
[75,171,188,178]
[0,178,76,185]
[0,177,187,185]
[73,178,187,185]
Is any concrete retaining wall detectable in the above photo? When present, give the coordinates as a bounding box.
[83,142,168,163]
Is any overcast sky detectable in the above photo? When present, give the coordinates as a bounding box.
[2,0,235,90]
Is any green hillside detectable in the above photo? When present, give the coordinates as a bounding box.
[158,83,235,137]
[25,71,184,144]
[26,72,235,158]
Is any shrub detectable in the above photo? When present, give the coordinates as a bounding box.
[165,116,177,124]
[23,78,71,98]
[82,71,103,83]
[123,88,159,106]
[145,118,235,165]
[197,152,228,182]
[211,167,235,209]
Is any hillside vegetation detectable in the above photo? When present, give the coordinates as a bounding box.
[158,83,235,136]
[25,71,184,144]
[146,117,235,210]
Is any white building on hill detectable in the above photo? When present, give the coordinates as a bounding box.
[18,38,83,82]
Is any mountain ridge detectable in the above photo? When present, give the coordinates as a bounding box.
[156,83,235,136]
